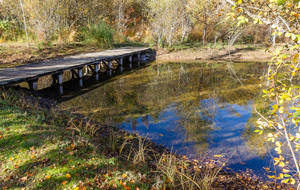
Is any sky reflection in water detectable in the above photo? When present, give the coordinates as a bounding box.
[58,61,274,178]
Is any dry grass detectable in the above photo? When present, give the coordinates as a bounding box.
[67,116,101,138]
[120,135,152,166]
[155,153,228,190]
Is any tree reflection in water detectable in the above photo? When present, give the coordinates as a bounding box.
[59,61,274,177]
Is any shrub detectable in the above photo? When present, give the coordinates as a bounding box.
[79,23,115,48]
[0,20,23,42]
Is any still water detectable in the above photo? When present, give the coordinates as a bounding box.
[55,61,275,178]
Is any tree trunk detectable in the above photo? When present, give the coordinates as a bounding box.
[203,12,207,45]
[19,0,30,48]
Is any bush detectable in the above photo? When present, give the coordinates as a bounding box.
[0,20,23,42]
[79,23,115,48]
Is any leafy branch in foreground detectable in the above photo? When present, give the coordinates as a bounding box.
[225,0,300,187]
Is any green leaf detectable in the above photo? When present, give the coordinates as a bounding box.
[285,33,292,37]
[281,178,290,183]
[293,111,300,118]
[272,104,279,110]
[237,16,244,20]
[279,54,289,58]
[290,106,299,110]
[277,0,287,5]
[279,107,284,113]
[291,45,300,50]
[294,0,300,3]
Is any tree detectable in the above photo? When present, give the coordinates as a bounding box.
[1,0,114,44]
[187,0,224,45]
[112,0,144,36]
[19,0,29,47]
[225,0,300,186]
[147,0,192,47]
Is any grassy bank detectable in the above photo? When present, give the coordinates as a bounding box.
[0,88,161,189]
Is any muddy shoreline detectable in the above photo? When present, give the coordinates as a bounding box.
[156,44,272,63]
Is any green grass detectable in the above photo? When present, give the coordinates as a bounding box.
[245,45,259,50]
[0,89,155,189]
[79,23,115,48]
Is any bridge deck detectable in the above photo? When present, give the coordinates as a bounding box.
[0,47,151,87]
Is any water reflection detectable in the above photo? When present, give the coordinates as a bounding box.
[58,61,274,177]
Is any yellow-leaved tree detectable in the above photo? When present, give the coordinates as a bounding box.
[225,0,300,187]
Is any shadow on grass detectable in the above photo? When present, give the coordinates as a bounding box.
[0,113,152,189]
[1,146,109,189]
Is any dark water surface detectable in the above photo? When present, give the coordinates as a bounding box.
[53,61,276,178]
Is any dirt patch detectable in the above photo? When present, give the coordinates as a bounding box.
[156,44,272,62]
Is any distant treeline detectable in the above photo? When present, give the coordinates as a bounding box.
[0,0,278,47]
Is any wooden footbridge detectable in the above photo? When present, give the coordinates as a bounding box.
[0,47,153,92]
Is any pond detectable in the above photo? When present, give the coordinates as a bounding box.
[49,60,276,179]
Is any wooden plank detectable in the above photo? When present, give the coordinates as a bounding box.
[0,47,151,87]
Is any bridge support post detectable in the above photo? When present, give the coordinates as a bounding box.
[27,79,38,92]
[94,64,99,73]
[129,56,132,62]
[137,53,141,60]
[51,71,64,94]
[57,72,64,86]
[108,60,112,76]
[71,67,83,79]
[120,58,123,66]
[52,71,64,86]
[78,68,83,78]
[78,68,83,87]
